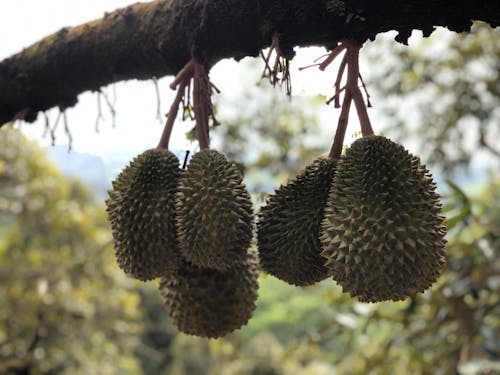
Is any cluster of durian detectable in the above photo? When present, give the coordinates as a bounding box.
[106,148,258,338]
[257,135,446,302]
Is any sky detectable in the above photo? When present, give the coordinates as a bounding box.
[0,0,394,159]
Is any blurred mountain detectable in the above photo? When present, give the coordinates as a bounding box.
[46,146,132,199]
[45,144,490,202]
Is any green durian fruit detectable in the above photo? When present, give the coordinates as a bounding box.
[257,157,338,286]
[321,136,446,302]
[159,249,259,338]
[106,148,181,281]
[176,149,254,271]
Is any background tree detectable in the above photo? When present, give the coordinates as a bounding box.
[0,127,143,374]
[363,21,500,173]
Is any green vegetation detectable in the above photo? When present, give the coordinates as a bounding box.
[1,22,499,375]
[0,127,142,374]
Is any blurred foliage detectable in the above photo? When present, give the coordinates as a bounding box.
[1,21,500,375]
[206,22,500,375]
[0,127,143,374]
[364,22,500,174]
[212,68,330,195]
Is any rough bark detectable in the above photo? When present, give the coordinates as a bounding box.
[1,0,499,126]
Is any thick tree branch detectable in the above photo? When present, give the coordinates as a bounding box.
[1,0,499,126]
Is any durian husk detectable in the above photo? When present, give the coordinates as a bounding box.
[257,157,337,286]
[159,249,259,338]
[176,149,254,271]
[321,136,446,302]
[105,148,181,281]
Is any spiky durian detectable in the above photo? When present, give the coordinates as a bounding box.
[257,157,337,286]
[159,249,259,338]
[176,149,254,271]
[321,136,446,302]
[105,148,181,281]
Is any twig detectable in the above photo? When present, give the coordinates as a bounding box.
[95,92,104,133]
[50,111,62,146]
[152,77,163,124]
[326,86,346,106]
[157,57,217,150]
[319,43,347,71]
[157,80,187,149]
[182,150,190,169]
[332,54,348,107]
[182,81,194,121]
[193,60,210,149]
[299,43,347,71]
[42,112,50,138]
[169,60,195,89]
[112,84,117,106]
[329,90,352,159]
[304,40,374,159]
[62,111,72,152]
[100,88,117,128]
[358,73,372,107]
[478,123,500,158]
[260,33,294,96]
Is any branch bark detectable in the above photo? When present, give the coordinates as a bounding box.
[1,0,499,126]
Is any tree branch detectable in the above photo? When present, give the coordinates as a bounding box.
[1,0,499,127]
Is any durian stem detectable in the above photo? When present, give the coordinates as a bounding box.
[332,55,348,108]
[329,90,352,159]
[193,59,210,150]
[158,56,216,150]
[299,43,346,72]
[169,60,194,89]
[157,79,188,149]
[260,33,294,95]
[327,40,374,158]
[318,43,347,71]
[345,43,374,137]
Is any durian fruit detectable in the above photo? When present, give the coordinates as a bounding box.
[257,157,337,286]
[106,148,181,281]
[321,136,446,302]
[159,249,259,338]
[176,149,254,271]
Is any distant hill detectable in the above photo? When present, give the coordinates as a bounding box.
[45,145,490,202]
[46,146,131,199]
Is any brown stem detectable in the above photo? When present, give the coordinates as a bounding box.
[333,54,348,108]
[344,42,374,136]
[326,39,374,157]
[326,86,345,106]
[319,43,347,71]
[193,60,210,150]
[358,73,372,107]
[157,79,187,149]
[329,90,352,159]
[169,60,194,89]
[157,55,217,150]
[152,77,163,123]
[260,33,292,95]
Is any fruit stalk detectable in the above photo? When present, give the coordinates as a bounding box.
[157,79,188,149]
[306,40,374,159]
[157,57,215,150]
[193,60,210,150]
